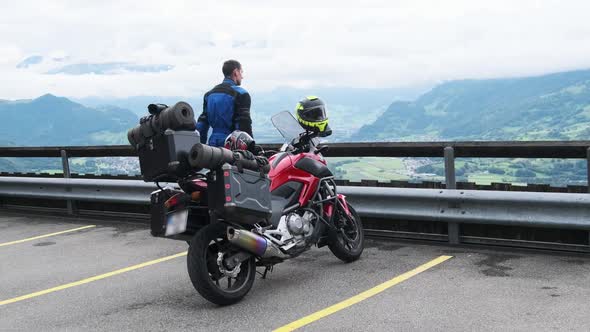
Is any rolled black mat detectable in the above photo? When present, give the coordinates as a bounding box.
[188,143,234,170]
[159,101,195,131]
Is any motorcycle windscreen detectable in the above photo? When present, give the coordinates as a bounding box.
[271,111,303,143]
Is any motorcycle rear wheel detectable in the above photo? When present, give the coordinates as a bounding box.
[187,222,256,305]
[328,203,364,262]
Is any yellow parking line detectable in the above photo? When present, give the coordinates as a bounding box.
[0,225,96,248]
[273,255,453,332]
[0,251,187,306]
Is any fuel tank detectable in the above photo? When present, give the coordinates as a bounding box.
[268,152,293,180]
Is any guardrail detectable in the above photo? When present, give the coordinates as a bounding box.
[3,142,590,176]
[2,141,590,251]
[2,176,589,229]
[0,176,589,252]
[0,177,155,204]
[2,141,590,158]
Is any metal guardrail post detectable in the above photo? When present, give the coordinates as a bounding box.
[444,146,460,244]
[444,147,456,188]
[61,149,77,215]
[587,147,590,246]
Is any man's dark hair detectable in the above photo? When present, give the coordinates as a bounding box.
[222,60,241,77]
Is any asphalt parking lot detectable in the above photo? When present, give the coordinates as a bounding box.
[1,212,590,331]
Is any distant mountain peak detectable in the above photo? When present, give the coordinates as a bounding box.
[33,93,69,103]
[36,93,58,99]
[31,93,86,110]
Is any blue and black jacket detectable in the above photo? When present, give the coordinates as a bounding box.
[196,78,252,147]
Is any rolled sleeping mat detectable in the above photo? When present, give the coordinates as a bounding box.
[127,126,137,148]
[209,145,235,168]
[129,118,164,149]
[188,143,234,169]
[159,101,196,131]
[139,117,156,138]
[188,143,211,168]
[127,125,145,149]
[148,114,163,134]
[170,101,197,130]
[189,143,270,173]
[141,115,163,137]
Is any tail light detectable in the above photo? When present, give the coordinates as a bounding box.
[164,190,203,211]
[164,193,188,210]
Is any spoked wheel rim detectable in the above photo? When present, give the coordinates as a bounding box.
[204,238,252,294]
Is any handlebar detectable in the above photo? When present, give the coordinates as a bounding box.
[286,131,324,154]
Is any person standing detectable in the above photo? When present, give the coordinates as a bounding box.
[196,60,253,147]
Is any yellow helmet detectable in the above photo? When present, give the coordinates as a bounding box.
[295,96,331,137]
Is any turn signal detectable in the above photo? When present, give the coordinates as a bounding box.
[191,191,202,202]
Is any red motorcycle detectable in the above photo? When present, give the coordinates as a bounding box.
[146,111,364,305]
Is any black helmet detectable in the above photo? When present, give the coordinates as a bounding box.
[224,130,255,152]
[295,96,331,137]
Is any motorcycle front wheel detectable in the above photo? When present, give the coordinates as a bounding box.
[328,203,364,262]
[187,222,256,305]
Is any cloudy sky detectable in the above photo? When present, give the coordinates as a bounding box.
[2,0,590,99]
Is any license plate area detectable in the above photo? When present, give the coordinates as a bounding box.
[165,209,188,236]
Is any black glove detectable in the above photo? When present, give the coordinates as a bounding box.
[231,150,270,174]
[233,150,255,160]
[255,155,269,167]
[252,144,264,156]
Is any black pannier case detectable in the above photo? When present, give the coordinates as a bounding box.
[137,130,200,182]
[209,163,272,224]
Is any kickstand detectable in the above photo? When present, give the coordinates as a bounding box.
[261,265,273,279]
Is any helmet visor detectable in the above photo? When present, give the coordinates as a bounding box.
[301,105,326,122]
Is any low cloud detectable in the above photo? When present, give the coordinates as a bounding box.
[2,0,590,99]
[45,63,174,75]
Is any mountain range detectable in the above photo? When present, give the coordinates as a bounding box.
[0,94,136,146]
[3,68,590,148]
[75,86,426,143]
[354,69,590,141]
[3,69,590,184]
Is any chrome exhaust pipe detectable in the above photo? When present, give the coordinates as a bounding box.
[226,227,288,259]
